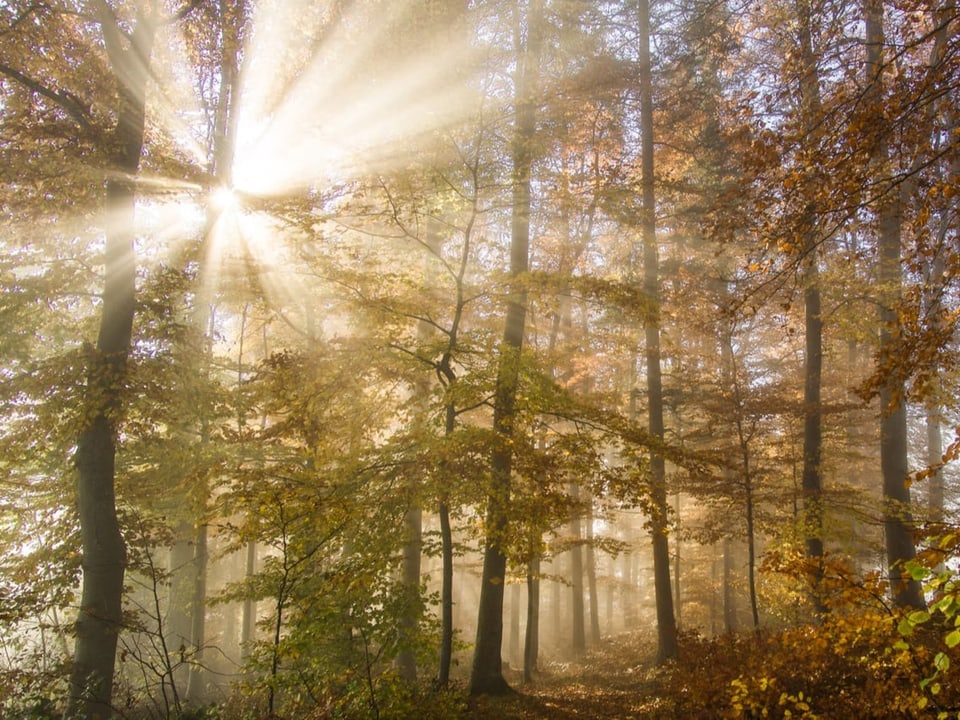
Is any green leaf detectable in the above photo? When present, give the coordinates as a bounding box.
[935,651,950,673]
[898,617,915,637]
[946,630,960,649]
[907,561,929,581]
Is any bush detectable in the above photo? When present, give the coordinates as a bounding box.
[653,548,960,719]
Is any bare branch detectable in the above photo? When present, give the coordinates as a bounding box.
[0,62,93,129]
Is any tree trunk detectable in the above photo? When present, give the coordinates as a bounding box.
[396,505,422,682]
[727,335,761,630]
[398,259,437,682]
[469,0,541,696]
[744,473,760,629]
[509,582,522,668]
[865,0,925,611]
[924,246,946,537]
[622,548,637,628]
[926,392,945,525]
[166,522,194,690]
[68,8,156,719]
[801,254,824,588]
[796,0,826,609]
[639,0,678,664]
[186,523,208,703]
[585,500,601,644]
[240,540,257,658]
[569,483,586,657]
[437,495,454,686]
[523,555,540,682]
[723,538,736,633]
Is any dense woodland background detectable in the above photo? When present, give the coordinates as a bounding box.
[1,0,960,718]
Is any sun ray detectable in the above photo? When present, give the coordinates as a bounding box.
[231,0,485,199]
[82,0,492,331]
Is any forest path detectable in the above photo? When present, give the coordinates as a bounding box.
[464,633,671,719]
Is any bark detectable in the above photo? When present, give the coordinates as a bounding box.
[723,538,736,633]
[396,505,422,682]
[523,555,540,682]
[744,470,760,629]
[435,219,471,686]
[509,582,522,668]
[569,484,586,656]
[240,540,257,657]
[673,493,681,626]
[166,523,194,691]
[397,269,434,682]
[926,392,945,524]
[434,157,478,689]
[185,523,208,703]
[437,492,454,686]
[724,331,761,629]
[585,500,601,644]
[469,0,541,696]
[639,0,677,664]
[796,0,826,605]
[801,257,824,575]
[68,7,156,718]
[865,0,925,611]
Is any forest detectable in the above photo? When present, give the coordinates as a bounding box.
[1,0,959,718]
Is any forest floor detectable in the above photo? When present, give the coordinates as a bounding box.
[464,633,673,719]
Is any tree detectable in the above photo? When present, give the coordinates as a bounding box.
[638,0,678,664]
[795,0,827,607]
[864,0,925,611]
[470,0,543,696]
[68,5,158,716]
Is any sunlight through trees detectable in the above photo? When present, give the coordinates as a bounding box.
[1,0,959,718]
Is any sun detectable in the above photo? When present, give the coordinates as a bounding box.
[133,0,488,335]
[210,185,240,214]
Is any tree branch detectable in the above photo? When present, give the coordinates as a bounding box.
[0,62,92,129]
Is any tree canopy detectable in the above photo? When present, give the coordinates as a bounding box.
[1,0,959,718]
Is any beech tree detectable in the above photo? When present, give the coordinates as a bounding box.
[470,0,543,696]
[865,0,926,611]
[0,3,165,716]
[636,0,678,663]
[2,0,960,717]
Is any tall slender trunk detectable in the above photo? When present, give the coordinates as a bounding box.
[398,235,438,683]
[744,468,760,629]
[725,329,761,629]
[469,0,541,696]
[435,167,479,689]
[924,252,945,555]
[396,505,422,682]
[639,0,677,664]
[68,7,157,718]
[569,483,586,656]
[865,0,925,610]
[723,538,736,633]
[523,555,540,682]
[796,0,826,607]
[167,524,193,680]
[185,522,208,702]
[186,5,245,700]
[437,498,454,684]
[240,540,257,656]
[509,582,522,668]
[585,498,601,644]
